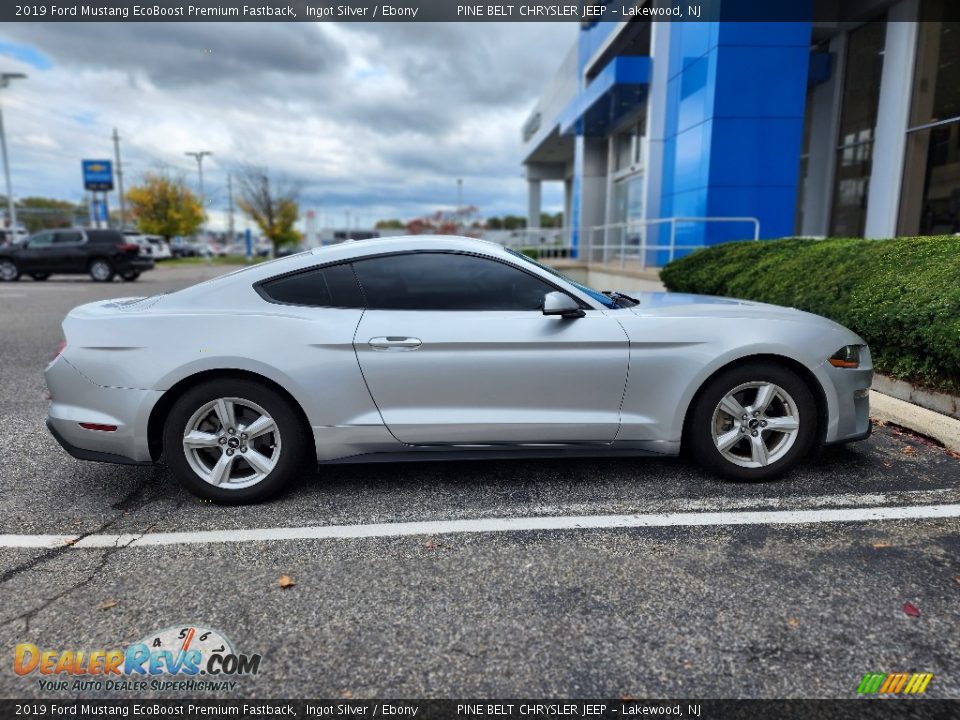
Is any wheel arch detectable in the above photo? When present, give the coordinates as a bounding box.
[147,369,315,463]
[680,353,828,451]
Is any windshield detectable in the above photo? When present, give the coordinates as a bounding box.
[505,248,618,309]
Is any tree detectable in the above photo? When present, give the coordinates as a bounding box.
[375,218,405,230]
[235,165,301,250]
[7,196,85,232]
[126,171,204,240]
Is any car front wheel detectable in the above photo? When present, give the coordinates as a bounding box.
[121,271,140,281]
[687,361,817,481]
[162,379,308,504]
[0,259,20,281]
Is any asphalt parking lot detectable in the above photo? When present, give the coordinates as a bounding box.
[0,265,958,700]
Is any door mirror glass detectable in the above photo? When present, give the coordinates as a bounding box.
[542,291,584,318]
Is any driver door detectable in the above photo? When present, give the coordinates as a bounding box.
[351,251,629,445]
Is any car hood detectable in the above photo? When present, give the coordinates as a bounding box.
[627,291,853,331]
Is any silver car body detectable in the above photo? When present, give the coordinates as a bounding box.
[44,236,872,466]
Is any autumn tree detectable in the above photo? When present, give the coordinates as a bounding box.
[126,171,204,240]
[235,165,301,251]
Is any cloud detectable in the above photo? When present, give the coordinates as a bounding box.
[0,22,576,227]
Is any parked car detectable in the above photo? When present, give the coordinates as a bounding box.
[145,235,172,260]
[0,228,154,282]
[0,228,28,246]
[44,236,872,504]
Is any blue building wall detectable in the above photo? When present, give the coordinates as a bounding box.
[657,21,811,251]
[567,14,812,259]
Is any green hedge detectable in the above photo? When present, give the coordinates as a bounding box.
[659,236,960,392]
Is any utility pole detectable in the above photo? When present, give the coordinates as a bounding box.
[112,128,126,229]
[185,150,212,238]
[0,73,27,236]
[227,172,235,243]
[457,178,463,210]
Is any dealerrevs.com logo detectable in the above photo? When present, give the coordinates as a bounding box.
[14,625,262,692]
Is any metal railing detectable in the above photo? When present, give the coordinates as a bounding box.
[500,216,761,270]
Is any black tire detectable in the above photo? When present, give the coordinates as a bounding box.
[121,271,140,281]
[0,259,20,282]
[162,378,309,504]
[88,258,115,282]
[686,361,817,481]
[31,272,50,281]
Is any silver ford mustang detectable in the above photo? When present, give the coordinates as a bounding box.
[44,236,872,503]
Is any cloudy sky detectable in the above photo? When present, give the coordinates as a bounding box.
[0,22,576,231]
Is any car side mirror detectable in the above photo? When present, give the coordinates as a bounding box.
[542,291,585,319]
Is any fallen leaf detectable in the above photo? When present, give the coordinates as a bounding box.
[277,574,296,589]
[423,538,437,550]
[882,462,892,468]
[64,538,77,547]
[97,599,119,611]
[902,446,916,455]
[340,689,353,699]
[902,602,921,617]
[954,576,960,586]
[787,617,800,629]
[872,542,892,549]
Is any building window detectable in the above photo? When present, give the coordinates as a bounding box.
[898,1,960,235]
[829,19,886,237]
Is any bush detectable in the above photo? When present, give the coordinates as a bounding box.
[660,236,960,392]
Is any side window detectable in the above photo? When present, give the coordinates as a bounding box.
[258,263,365,308]
[54,231,84,244]
[352,252,558,311]
[28,232,55,248]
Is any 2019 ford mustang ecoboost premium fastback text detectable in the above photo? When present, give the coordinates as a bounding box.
[44,236,872,503]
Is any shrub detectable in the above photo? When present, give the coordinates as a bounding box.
[660,236,960,392]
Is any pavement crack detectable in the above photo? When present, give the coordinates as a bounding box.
[0,464,163,586]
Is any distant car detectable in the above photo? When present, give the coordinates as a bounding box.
[0,228,28,246]
[145,235,172,260]
[0,228,154,282]
[43,236,872,504]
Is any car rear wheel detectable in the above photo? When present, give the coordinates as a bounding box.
[0,259,20,281]
[121,271,140,281]
[88,258,115,282]
[687,361,817,481]
[31,272,50,281]
[162,379,308,504]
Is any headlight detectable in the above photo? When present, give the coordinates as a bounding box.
[828,345,862,368]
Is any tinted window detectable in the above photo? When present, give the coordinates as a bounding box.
[54,231,83,244]
[28,232,55,247]
[87,230,124,245]
[352,252,557,311]
[259,263,364,308]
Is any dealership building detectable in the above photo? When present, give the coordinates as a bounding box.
[522,0,959,256]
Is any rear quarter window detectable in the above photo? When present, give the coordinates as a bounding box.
[87,231,124,245]
[257,263,365,308]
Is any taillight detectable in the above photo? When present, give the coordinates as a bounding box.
[118,243,140,252]
[52,341,66,361]
[79,423,117,432]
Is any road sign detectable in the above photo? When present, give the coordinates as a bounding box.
[82,159,114,191]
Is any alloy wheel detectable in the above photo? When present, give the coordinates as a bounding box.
[90,261,111,281]
[0,260,17,281]
[710,381,801,468]
[182,397,282,489]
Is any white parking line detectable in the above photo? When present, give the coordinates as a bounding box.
[2,503,959,550]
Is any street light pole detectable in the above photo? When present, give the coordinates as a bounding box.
[0,73,27,236]
[112,128,126,229]
[185,150,212,238]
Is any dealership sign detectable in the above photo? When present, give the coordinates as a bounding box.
[81,159,114,191]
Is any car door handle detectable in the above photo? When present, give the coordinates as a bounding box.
[368,336,422,351]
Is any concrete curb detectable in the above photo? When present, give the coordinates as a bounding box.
[872,373,960,420]
[869,390,960,453]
